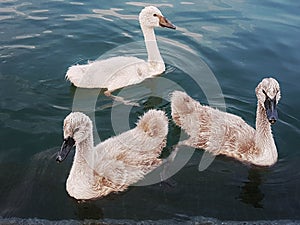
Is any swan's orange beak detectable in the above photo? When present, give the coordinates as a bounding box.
[56,136,75,163]
[158,15,176,29]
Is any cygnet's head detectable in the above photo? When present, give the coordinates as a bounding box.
[56,112,93,162]
[255,77,281,124]
[139,6,176,29]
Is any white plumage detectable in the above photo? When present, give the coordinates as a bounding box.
[65,6,175,95]
[56,110,168,200]
[171,78,281,166]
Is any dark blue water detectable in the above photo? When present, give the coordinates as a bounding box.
[1,0,300,224]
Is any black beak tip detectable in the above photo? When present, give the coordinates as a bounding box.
[56,155,62,163]
[269,119,277,125]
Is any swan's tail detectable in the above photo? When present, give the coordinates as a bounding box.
[65,64,90,87]
[136,109,168,138]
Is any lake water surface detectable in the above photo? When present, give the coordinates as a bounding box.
[1,0,300,224]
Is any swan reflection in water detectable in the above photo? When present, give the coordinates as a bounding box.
[238,168,265,208]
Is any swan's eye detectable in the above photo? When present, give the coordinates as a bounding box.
[74,128,79,133]
[153,14,157,17]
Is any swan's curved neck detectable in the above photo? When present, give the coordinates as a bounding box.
[254,103,277,165]
[73,134,94,168]
[67,133,99,199]
[141,26,163,63]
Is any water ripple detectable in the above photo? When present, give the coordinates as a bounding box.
[69,2,85,6]
[0,45,36,49]
[63,8,137,22]
[14,33,41,40]
[180,2,195,5]
[125,2,174,8]
[0,1,49,21]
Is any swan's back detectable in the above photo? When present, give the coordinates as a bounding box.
[66,56,147,90]
[92,109,168,187]
[171,91,257,162]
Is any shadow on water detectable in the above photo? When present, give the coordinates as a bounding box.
[238,168,265,208]
[0,148,71,219]
[0,146,107,220]
[75,201,104,220]
[0,148,60,217]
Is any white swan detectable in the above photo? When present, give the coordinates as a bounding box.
[56,109,168,200]
[66,6,176,96]
[171,77,281,166]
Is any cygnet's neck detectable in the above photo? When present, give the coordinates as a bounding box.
[73,134,94,169]
[141,26,164,65]
[254,103,277,165]
[67,133,98,199]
